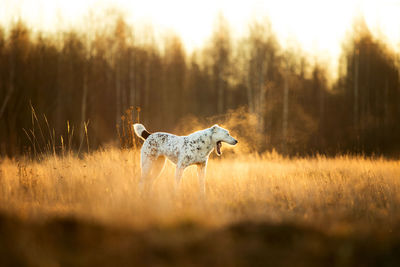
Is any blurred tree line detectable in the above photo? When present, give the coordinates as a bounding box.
[0,15,399,157]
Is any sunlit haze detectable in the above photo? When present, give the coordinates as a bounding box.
[1,0,400,74]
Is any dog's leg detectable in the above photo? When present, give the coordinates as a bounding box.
[151,156,166,179]
[197,163,207,196]
[147,156,166,192]
[174,166,184,192]
[138,157,152,194]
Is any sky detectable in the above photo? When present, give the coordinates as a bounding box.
[1,0,400,75]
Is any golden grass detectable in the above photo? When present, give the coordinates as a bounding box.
[1,149,400,234]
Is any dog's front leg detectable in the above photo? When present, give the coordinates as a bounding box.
[197,163,207,196]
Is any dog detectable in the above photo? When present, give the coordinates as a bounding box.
[133,123,238,194]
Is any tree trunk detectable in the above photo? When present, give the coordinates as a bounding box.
[80,67,88,141]
[129,52,135,108]
[246,76,255,114]
[282,72,289,152]
[354,49,359,133]
[217,62,224,114]
[115,59,121,125]
[257,60,266,134]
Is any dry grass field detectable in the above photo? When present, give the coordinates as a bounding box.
[1,149,400,266]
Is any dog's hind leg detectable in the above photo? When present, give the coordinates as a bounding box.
[151,156,166,178]
[148,156,166,191]
[138,156,152,193]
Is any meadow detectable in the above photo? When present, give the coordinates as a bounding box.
[1,149,400,266]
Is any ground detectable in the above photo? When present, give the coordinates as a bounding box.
[1,149,400,266]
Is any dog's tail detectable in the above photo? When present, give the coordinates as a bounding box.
[133,123,151,140]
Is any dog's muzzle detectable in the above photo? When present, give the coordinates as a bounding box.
[229,138,238,145]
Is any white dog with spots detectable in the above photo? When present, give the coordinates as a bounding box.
[133,123,238,194]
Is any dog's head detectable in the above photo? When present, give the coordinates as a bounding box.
[210,124,238,156]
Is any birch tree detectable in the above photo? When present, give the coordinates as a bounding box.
[243,21,278,135]
[209,14,232,114]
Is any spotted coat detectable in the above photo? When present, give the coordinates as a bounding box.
[133,123,238,194]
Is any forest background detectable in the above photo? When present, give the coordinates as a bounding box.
[0,12,399,157]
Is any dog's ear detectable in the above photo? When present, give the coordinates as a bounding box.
[211,124,219,133]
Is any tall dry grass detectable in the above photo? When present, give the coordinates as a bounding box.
[1,149,400,234]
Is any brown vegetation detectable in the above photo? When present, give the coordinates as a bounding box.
[1,150,400,265]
